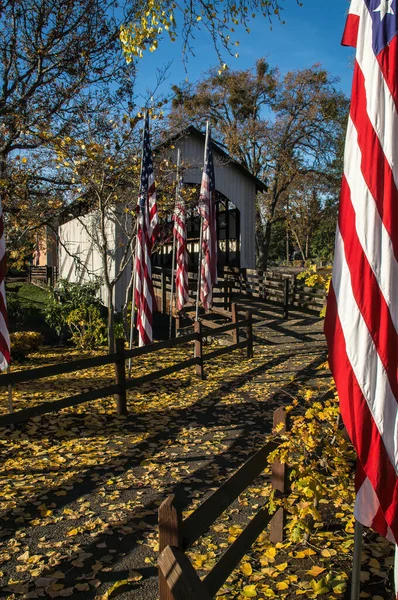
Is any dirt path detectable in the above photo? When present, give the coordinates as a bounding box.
[0,301,328,600]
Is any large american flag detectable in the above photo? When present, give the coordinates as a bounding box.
[199,125,217,311]
[325,0,398,563]
[0,197,10,371]
[134,112,159,346]
[173,169,189,311]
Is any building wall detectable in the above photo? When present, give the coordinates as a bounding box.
[168,134,256,268]
[58,212,131,312]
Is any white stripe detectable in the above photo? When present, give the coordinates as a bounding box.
[344,117,398,331]
[356,6,398,181]
[355,477,396,543]
[348,0,363,16]
[333,228,398,474]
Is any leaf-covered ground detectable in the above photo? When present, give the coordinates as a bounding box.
[0,300,394,599]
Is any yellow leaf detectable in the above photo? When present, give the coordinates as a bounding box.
[242,585,257,598]
[264,547,276,559]
[333,582,347,594]
[105,579,130,598]
[276,581,289,590]
[75,583,90,591]
[67,528,79,536]
[321,549,337,558]
[275,562,288,572]
[306,565,326,577]
[241,563,253,576]
[368,558,381,569]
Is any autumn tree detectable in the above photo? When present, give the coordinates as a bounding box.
[120,0,302,64]
[0,0,136,261]
[54,106,187,350]
[169,61,348,268]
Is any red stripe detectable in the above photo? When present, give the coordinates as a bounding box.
[377,35,398,115]
[338,176,398,402]
[342,13,359,48]
[350,62,398,262]
[325,287,398,542]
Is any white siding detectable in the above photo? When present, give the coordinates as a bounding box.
[58,211,131,312]
[168,134,257,268]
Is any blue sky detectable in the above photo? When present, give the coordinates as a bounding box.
[134,0,354,103]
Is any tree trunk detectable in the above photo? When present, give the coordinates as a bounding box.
[261,220,273,271]
[107,287,115,353]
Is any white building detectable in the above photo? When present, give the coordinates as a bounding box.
[58,126,265,311]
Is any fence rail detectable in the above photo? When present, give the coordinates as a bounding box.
[153,265,326,319]
[0,304,251,427]
[29,266,58,287]
[158,407,288,600]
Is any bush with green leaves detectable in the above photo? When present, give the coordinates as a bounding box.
[7,293,24,328]
[45,278,106,348]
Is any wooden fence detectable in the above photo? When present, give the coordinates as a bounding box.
[0,305,252,427]
[158,407,288,600]
[152,266,233,315]
[29,266,58,287]
[153,265,326,318]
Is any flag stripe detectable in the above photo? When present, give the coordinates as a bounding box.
[199,128,217,311]
[338,176,398,401]
[343,117,398,327]
[326,0,398,575]
[134,113,158,347]
[350,62,398,261]
[325,286,398,542]
[173,199,189,311]
[332,228,398,474]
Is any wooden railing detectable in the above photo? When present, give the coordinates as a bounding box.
[158,407,288,600]
[152,266,234,314]
[29,265,58,287]
[0,305,252,427]
[153,265,326,317]
[223,266,326,314]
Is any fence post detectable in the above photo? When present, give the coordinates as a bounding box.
[270,408,288,543]
[194,321,204,380]
[231,303,239,345]
[159,494,182,600]
[114,338,127,416]
[245,310,253,358]
[29,266,32,283]
[283,278,290,320]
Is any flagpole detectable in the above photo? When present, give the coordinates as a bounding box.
[350,521,363,600]
[169,149,181,339]
[128,108,148,371]
[195,121,210,322]
[128,262,136,379]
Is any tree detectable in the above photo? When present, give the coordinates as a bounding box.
[53,107,185,351]
[120,0,302,64]
[0,0,135,256]
[168,61,348,268]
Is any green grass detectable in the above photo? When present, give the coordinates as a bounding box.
[6,281,53,336]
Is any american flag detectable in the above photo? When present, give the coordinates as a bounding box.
[198,124,217,311]
[134,112,159,346]
[325,0,398,563]
[173,167,189,311]
[0,197,10,371]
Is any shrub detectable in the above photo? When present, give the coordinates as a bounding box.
[65,305,106,349]
[10,331,43,361]
[268,393,356,543]
[44,278,105,347]
[7,293,24,327]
